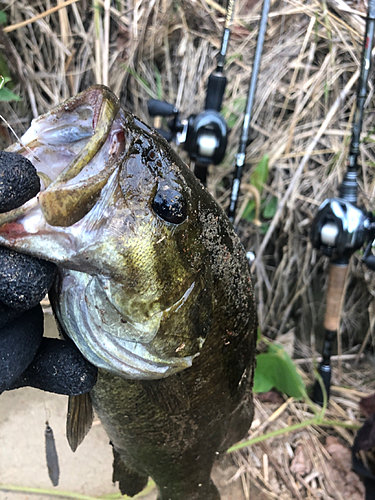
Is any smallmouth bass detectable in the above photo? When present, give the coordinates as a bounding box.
[0,86,257,500]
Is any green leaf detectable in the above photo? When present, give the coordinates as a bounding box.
[242,155,270,223]
[253,342,307,399]
[0,11,7,25]
[154,64,162,100]
[225,53,243,65]
[262,196,278,219]
[0,86,20,102]
[250,154,269,193]
[222,95,247,129]
[123,66,155,98]
[242,199,255,222]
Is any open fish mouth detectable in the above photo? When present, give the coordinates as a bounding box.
[0,85,211,379]
[0,86,124,236]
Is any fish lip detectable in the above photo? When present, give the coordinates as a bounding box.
[0,85,123,233]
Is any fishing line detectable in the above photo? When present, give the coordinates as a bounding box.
[0,114,22,146]
[0,113,39,162]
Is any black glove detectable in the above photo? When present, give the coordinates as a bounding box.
[0,151,97,395]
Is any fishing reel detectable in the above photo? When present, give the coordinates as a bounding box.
[147,71,229,185]
[310,197,375,268]
[147,99,228,184]
[310,195,375,406]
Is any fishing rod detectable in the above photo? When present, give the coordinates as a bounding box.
[310,0,375,405]
[147,0,236,185]
[227,0,271,224]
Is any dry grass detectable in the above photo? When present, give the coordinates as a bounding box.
[1,0,375,497]
[228,355,374,499]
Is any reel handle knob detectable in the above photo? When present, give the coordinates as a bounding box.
[312,363,331,406]
[147,99,177,117]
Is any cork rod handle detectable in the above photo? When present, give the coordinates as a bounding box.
[323,264,349,332]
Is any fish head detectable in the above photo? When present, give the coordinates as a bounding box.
[0,85,221,379]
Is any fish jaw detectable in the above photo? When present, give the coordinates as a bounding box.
[0,189,102,272]
[0,197,73,262]
[0,85,126,270]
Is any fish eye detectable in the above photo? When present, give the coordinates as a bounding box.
[152,186,187,224]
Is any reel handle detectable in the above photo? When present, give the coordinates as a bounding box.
[148,99,177,117]
[312,262,348,406]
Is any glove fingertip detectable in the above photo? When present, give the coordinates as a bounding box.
[0,151,40,213]
[0,305,44,392]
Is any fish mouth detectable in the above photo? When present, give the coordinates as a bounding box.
[0,85,123,231]
[0,85,126,267]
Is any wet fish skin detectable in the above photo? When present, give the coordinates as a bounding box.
[0,86,257,499]
[91,197,256,500]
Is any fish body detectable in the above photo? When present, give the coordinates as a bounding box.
[0,86,257,499]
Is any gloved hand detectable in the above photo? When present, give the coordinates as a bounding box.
[0,151,97,395]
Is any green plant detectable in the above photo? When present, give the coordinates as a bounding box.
[0,12,19,102]
[221,94,247,129]
[0,480,156,499]
[227,336,360,453]
[0,76,20,102]
[253,336,307,399]
[241,154,278,229]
